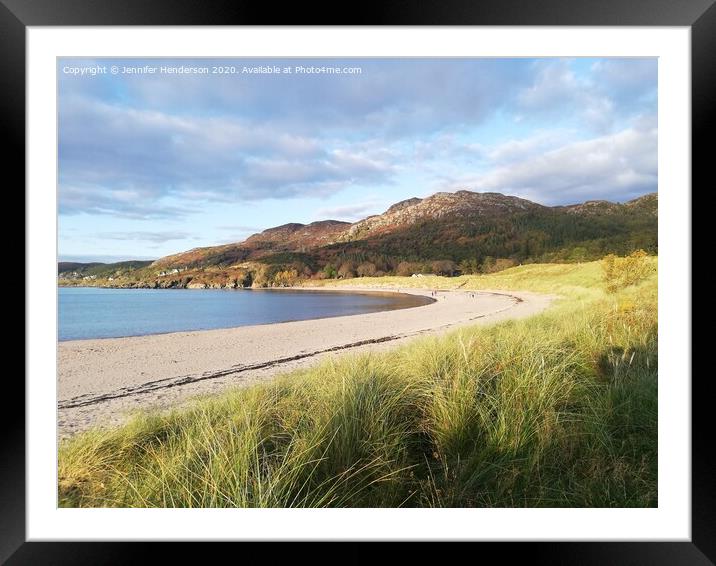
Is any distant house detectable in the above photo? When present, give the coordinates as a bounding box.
[157,268,181,277]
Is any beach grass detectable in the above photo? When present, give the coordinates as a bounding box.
[58,258,657,507]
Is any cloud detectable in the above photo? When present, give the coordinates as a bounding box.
[58,95,396,217]
[486,130,574,164]
[217,224,264,232]
[517,60,614,132]
[516,59,656,133]
[315,201,384,221]
[214,225,265,243]
[438,117,657,205]
[99,231,199,243]
[94,58,535,136]
[59,184,196,219]
[58,58,537,220]
[58,57,657,221]
[590,59,658,99]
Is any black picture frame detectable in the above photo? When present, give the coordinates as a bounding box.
[6,0,709,563]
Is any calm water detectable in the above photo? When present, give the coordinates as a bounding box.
[58,287,430,341]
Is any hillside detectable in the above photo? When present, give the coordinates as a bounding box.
[325,192,656,268]
[58,260,154,281]
[58,190,657,289]
[152,220,350,270]
[339,191,545,242]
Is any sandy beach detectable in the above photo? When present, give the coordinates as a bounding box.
[58,287,553,437]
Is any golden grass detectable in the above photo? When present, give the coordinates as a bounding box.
[59,258,657,508]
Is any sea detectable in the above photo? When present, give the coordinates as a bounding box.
[58,286,428,341]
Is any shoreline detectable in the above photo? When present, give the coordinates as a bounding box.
[58,286,554,438]
[59,286,435,343]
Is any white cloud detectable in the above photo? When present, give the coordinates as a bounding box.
[100,231,199,243]
[59,57,658,222]
[516,59,655,133]
[59,97,395,216]
[438,119,657,205]
[315,201,385,221]
[486,130,573,164]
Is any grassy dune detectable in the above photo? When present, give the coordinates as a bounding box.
[58,259,657,507]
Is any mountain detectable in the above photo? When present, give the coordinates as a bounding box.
[153,220,350,270]
[58,190,657,288]
[338,191,545,242]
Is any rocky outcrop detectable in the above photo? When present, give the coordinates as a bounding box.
[339,190,546,242]
[243,219,350,251]
[558,192,657,217]
[385,197,422,214]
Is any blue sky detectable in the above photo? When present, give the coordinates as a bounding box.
[58,57,657,262]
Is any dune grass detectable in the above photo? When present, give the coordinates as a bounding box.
[58,259,657,507]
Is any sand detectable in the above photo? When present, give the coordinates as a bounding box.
[58,287,554,438]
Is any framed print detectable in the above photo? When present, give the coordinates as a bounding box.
[7,0,711,563]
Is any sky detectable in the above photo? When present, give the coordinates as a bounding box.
[58,57,657,262]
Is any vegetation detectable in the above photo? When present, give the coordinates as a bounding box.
[58,192,657,290]
[58,260,153,281]
[602,249,654,293]
[320,206,657,269]
[59,257,657,508]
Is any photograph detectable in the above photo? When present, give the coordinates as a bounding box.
[56,56,659,509]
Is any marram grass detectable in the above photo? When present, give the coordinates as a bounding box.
[59,259,657,507]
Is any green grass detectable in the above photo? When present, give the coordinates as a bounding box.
[310,261,607,301]
[58,259,657,507]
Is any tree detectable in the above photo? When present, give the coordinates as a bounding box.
[396,261,421,277]
[431,260,458,276]
[237,270,253,288]
[459,258,480,275]
[273,269,299,287]
[568,246,588,262]
[356,262,377,277]
[602,249,652,293]
[337,261,356,279]
[251,264,271,287]
[492,258,517,273]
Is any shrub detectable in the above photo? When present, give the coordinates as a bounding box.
[356,262,377,277]
[481,257,517,274]
[396,261,422,277]
[458,259,481,275]
[431,260,458,276]
[337,262,357,279]
[273,269,299,287]
[602,250,653,293]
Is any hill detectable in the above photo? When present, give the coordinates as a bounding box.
[58,190,657,288]
[58,260,154,281]
[152,220,350,270]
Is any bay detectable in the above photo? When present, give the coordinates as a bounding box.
[58,287,428,341]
